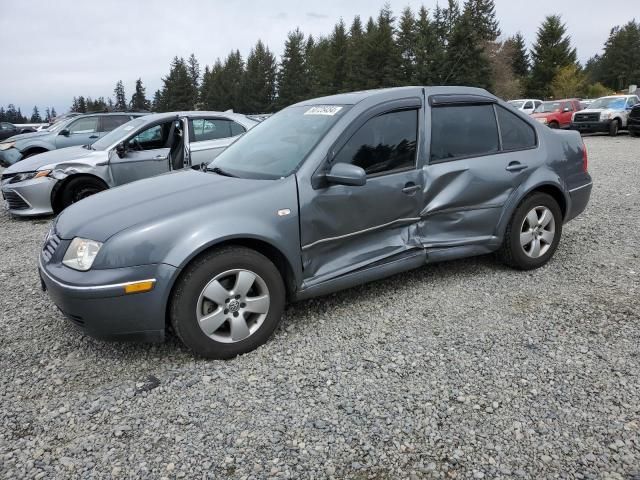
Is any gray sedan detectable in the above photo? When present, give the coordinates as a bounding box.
[1,111,258,216]
[39,86,592,358]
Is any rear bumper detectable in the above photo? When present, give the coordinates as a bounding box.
[39,258,178,342]
[0,148,24,167]
[566,181,592,222]
[569,120,611,133]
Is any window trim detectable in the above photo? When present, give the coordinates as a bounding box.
[428,103,538,165]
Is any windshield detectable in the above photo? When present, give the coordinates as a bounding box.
[91,118,147,150]
[208,104,350,179]
[535,102,562,113]
[589,97,626,110]
[509,100,525,108]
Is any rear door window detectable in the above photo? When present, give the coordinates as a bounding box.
[68,117,99,134]
[191,119,234,142]
[495,106,537,151]
[100,115,131,132]
[430,104,500,162]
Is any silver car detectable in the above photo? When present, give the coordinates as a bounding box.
[1,111,258,216]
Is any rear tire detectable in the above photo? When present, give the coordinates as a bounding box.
[609,119,620,136]
[59,176,107,210]
[170,246,285,359]
[499,192,563,270]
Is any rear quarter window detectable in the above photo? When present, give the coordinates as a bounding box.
[495,106,536,151]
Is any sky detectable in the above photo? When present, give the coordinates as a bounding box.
[0,0,637,116]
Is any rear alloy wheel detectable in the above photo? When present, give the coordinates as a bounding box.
[170,247,285,359]
[609,119,620,137]
[59,176,107,210]
[499,192,562,270]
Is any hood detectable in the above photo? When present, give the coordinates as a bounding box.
[3,146,98,173]
[55,169,280,241]
[2,129,52,144]
[577,108,611,114]
[531,111,559,119]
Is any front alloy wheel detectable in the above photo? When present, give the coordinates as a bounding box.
[170,246,285,359]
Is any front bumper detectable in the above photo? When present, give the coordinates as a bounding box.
[570,120,611,133]
[39,256,178,342]
[0,148,24,167]
[1,176,56,216]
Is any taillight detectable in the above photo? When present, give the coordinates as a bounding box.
[582,144,588,172]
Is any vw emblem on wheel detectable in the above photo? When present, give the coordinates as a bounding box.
[228,299,240,313]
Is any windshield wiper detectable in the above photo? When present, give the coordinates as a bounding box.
[207,166,237,178]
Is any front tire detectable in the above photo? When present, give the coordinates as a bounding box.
[59,176,107,210]
[170,247,285,359]
[499,193,563,270]
[549,121,559,129]
[609,119,620,136]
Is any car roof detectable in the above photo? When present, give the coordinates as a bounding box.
[135,111,257,124]
[291,86,498,107]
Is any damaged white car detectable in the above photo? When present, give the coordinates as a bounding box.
[1,111,258,216]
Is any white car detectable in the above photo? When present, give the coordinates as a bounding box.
[508,99,543,115]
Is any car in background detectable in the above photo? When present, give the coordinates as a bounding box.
[628,104,640,137]
[0,112,146,167]
[0,122,38,141]
[37,86,592,358]
[570,95,640,136]
[508,99,543,115]
[1,111,258,216]
[531,99,582,129]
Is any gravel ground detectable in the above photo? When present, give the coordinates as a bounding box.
[1,134,639,479]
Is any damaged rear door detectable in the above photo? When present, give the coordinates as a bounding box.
[298,98,425,283]
[419,95,538,248]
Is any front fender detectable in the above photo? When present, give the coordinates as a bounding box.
[16,139,55,153]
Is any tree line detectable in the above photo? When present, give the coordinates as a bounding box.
[0,105,57,124]
[6,2,640,121]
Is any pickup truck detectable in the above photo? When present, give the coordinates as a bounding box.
[570,94,640,136]
[39,86,593,358]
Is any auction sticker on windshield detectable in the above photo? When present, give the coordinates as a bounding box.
[304,106,343,116]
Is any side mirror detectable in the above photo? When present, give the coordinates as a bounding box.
[59,129,70,136]
[563,107,570,112]
[325,163,366,187]
[115,142,126,158]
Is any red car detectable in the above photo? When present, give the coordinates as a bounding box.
[532,99,582,129]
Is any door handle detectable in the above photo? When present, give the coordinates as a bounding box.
[154,155,167,160]
[402,183,422,194]
[89,135,98,139]
[506,162,528,172]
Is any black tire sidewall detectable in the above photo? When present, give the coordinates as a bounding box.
[506,193,563,270]
[609,120,619,136]
[61,177,106,209]
[170,247,285,359]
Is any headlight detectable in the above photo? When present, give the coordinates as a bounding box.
[537,117,548,124]
[9,170,51,183]
[62,237,103,271]
[0,142,16,151]
[600,112,611,120]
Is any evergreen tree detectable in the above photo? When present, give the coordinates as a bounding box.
[592,21,640,91]
[414,6,444,85]
[397,7,417,84]
[362,6,401,88]
[45,107,51,122]
[242,40,277,113]
[528,15,578,98]
[277,29,309,108]
[78,96,87,113]
[444,5,493,88]
[463,0,500,42]
[200,60,225,110]
[113,80,127,111]
[306,35,333,97]
[219,50,246,111]
[329,20,349,92]
[345,16,368,90]
[0,107,5,122]
[187,53,201,107]
[30,106,42,123]
[152,90,162,112]
[158,57,197,111]
[129,78,151,111]
[505,32,530,77]
[50,107,57,119]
